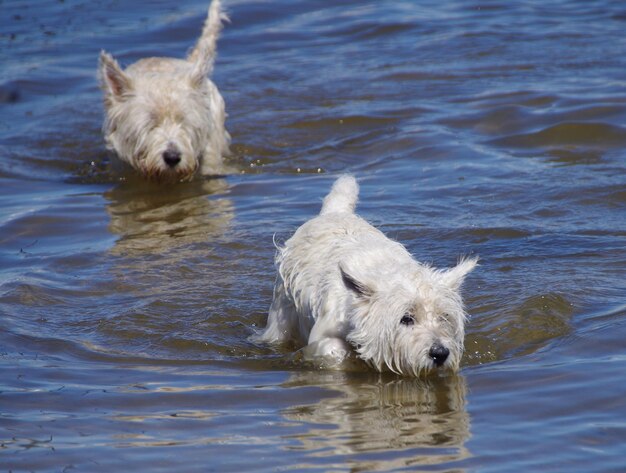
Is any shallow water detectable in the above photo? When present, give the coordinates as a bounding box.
[1,0,625,471]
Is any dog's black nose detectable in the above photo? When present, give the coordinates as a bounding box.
[428,343,449,367]
[163,149,182,168]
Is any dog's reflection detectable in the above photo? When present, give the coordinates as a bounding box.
[105,177,233,256]
[281,371,470,467]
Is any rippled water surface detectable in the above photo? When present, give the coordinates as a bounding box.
[1,1,625,471]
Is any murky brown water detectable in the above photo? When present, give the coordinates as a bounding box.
[1,0,625,471]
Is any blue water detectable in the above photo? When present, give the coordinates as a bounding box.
[1,1,625,471]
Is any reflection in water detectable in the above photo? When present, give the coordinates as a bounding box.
[96,177,239,360]
[105,177,233,256]
[281,371,470,470]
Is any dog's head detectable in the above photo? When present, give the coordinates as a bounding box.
[340,257,477,376]
[99,51,221,181]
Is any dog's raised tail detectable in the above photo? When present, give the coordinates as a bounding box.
[187,0,228,68]
[320,175,359,215]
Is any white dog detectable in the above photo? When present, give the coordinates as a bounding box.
[254,175,477,376]
[98,0,230,181]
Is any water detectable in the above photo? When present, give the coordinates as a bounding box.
[1,0,625,471]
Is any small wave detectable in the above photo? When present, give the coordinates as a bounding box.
[489,122,626,149]
[287,115,399,130]
[466,292,573,365]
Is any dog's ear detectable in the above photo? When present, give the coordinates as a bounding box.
[340,265,372,298]
[188,45,214,88]
[99,51,132,99]
[441,257,478,291]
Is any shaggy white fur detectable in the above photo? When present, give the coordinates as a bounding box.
[99,0,230,181]
[254,175,477,376]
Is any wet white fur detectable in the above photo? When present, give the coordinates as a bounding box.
[98,0,230,180]
[255,175,477,376]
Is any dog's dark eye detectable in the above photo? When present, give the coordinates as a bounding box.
[400,314,415,326]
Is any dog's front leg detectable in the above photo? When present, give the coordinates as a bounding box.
[302,337,351,362]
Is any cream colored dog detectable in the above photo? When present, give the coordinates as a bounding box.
[254,175,477,376]
[99,0,230,180]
